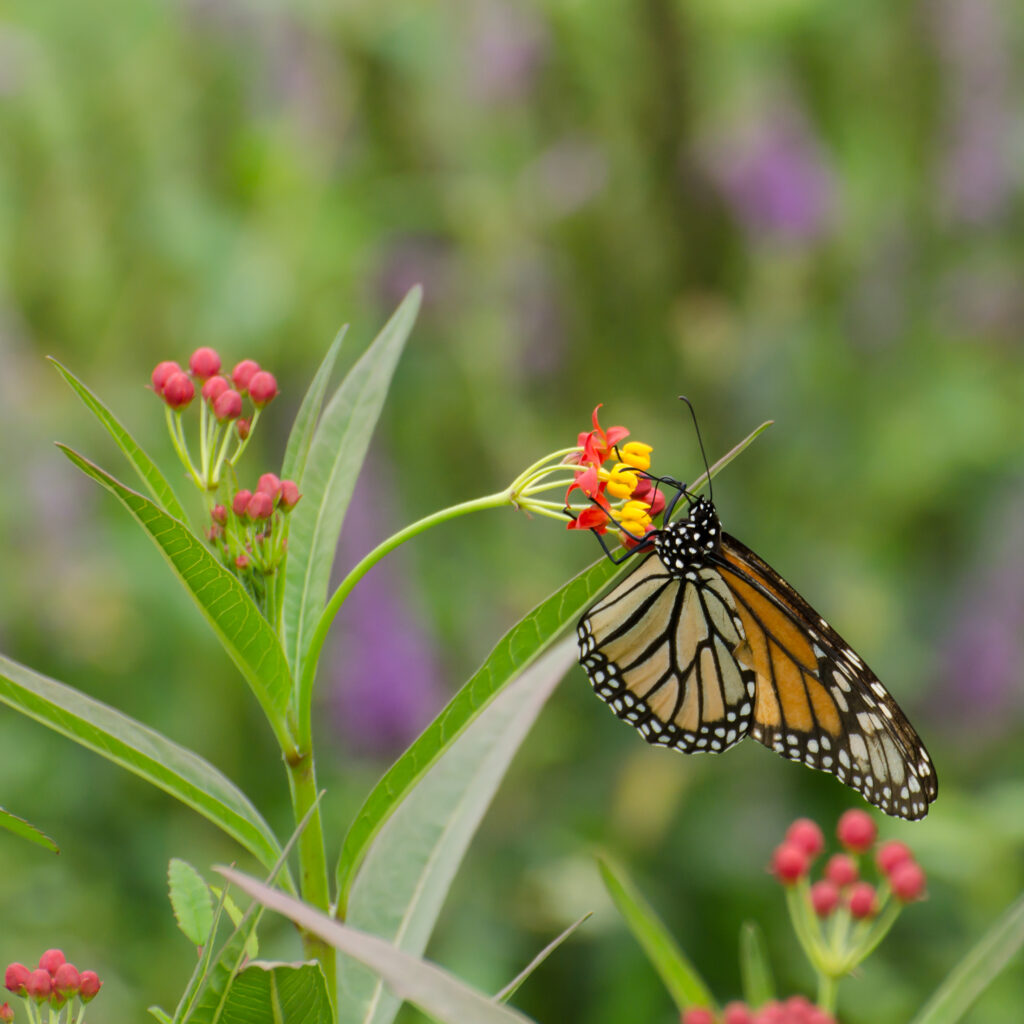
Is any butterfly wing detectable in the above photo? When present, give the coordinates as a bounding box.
[713,533,938,820]
[577,552,757,753]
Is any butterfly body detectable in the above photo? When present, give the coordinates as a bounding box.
[577,495,938,820]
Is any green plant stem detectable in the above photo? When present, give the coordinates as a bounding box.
[295,490,511,749]
[817,971,838,1014]
[287,751,336,1011]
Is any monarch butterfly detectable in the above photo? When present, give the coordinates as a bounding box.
[576,406,937,820]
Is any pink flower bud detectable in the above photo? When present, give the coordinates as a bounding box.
[231,359,261,394]
[38,950,64,976]
[189,347,221,380]
[876,841,914,876]
[889,860,927,902]
[151,361,182,395]
[78,970,101,1002]
[279,479,301,510]
[53,963,80,996]
[837,809,877,853]
[824,853,858,888]
[202,375,230,404]
[26,969,51,1001]
[246,491,274,520]
[232,490,253,516]
[248,371,278,408]
[771,842,809,885]
[211,504,228,525]
[212,388,243,423]
[810,879,841,917]
[723,1002,754,1024]
[162,372,195,410]
[236,417,251,440]
[785,818,825,859]
[0,1001,13,1022]
[681,1009,715,1024]
[235,552,249,569]
[848,882,877,919]
[4,963,30,995]
[256,473,281,499]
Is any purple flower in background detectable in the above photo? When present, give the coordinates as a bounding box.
[931,0,1015,225]
[941,491,1024,727]
[330,462,444,756]
[466,1,548,104]
[376,235,454,313]
[703,106,837,242]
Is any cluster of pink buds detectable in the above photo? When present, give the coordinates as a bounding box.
[5,950,101,1023]
[208,472,302,575]
[150,348,278,491]
[683,995,837,1024]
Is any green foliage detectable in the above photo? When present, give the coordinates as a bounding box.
[0,805,58,853]
[169,858,215,947]
[494,914,593,1003]
[217,962,332,1024]
[739,921,776,1008]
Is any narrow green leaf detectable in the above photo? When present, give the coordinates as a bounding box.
[218,962,332,1024]
[50,358,188,522]
[282,288,421,677]
[597,855,715,1013]
[57,446,294,749]
[218,868,539,1024]
[494,913,593,1003]
[0,806,58,853]
[909,892,1024,1024]
[211,886,260,960]
[170,858,216,946]
[281,329,346,487]
[739,921,775,1008]
[339,641,578,1024]
[336,556,620,914]
[0,653,284,874]
[149,1008,174,1023]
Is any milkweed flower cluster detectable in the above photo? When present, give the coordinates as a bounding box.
[5,950,102,1023]
[150,348,278,492]
[683,995,837,1024]
[770,812,926,1007]
[503,404,667,545]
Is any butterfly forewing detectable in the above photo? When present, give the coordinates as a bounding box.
[578,552,757,754]
[713,534,938,820]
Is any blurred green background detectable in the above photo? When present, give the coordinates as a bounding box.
[1,0,1022,1020]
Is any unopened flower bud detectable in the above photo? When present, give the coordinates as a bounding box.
[837,809,877,853]
[876,841,914,876]
[162,372,195,410]
[202,375,230,404]
[189,347,221,380]
[246,491,274,520]
[723,1002,754,1024]
[785,818,825,858]
[848,881,877,919]
[26,969,51,1001]
[151,361,182,395]
[38,950,64,976]
[825,853,859,887]
[231,359,261,394]
[236,417,251,440]
[889,860,927,902]
[53,963,79,996]
[0,1001,13,1022]
[248,371,278,408]
[213,388,243,423]
[78,971,101,1002]
[256,473,281,499]
[681,1009,715,1024]
[810,879,841,917]
[235,552,249,569]
[211,504,228,525]
[232,490,253,516]
[5,963,29,995]
[279,480,301,510]
[771,842,809,884]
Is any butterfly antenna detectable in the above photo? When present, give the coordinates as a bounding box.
[678,396,713,503]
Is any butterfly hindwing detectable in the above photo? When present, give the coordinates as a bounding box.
[577,552,757,754]
[713,533,938,820]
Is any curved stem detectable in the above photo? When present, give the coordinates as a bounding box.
[294,490,511,750]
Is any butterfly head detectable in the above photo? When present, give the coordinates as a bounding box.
[654,495,721,576]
